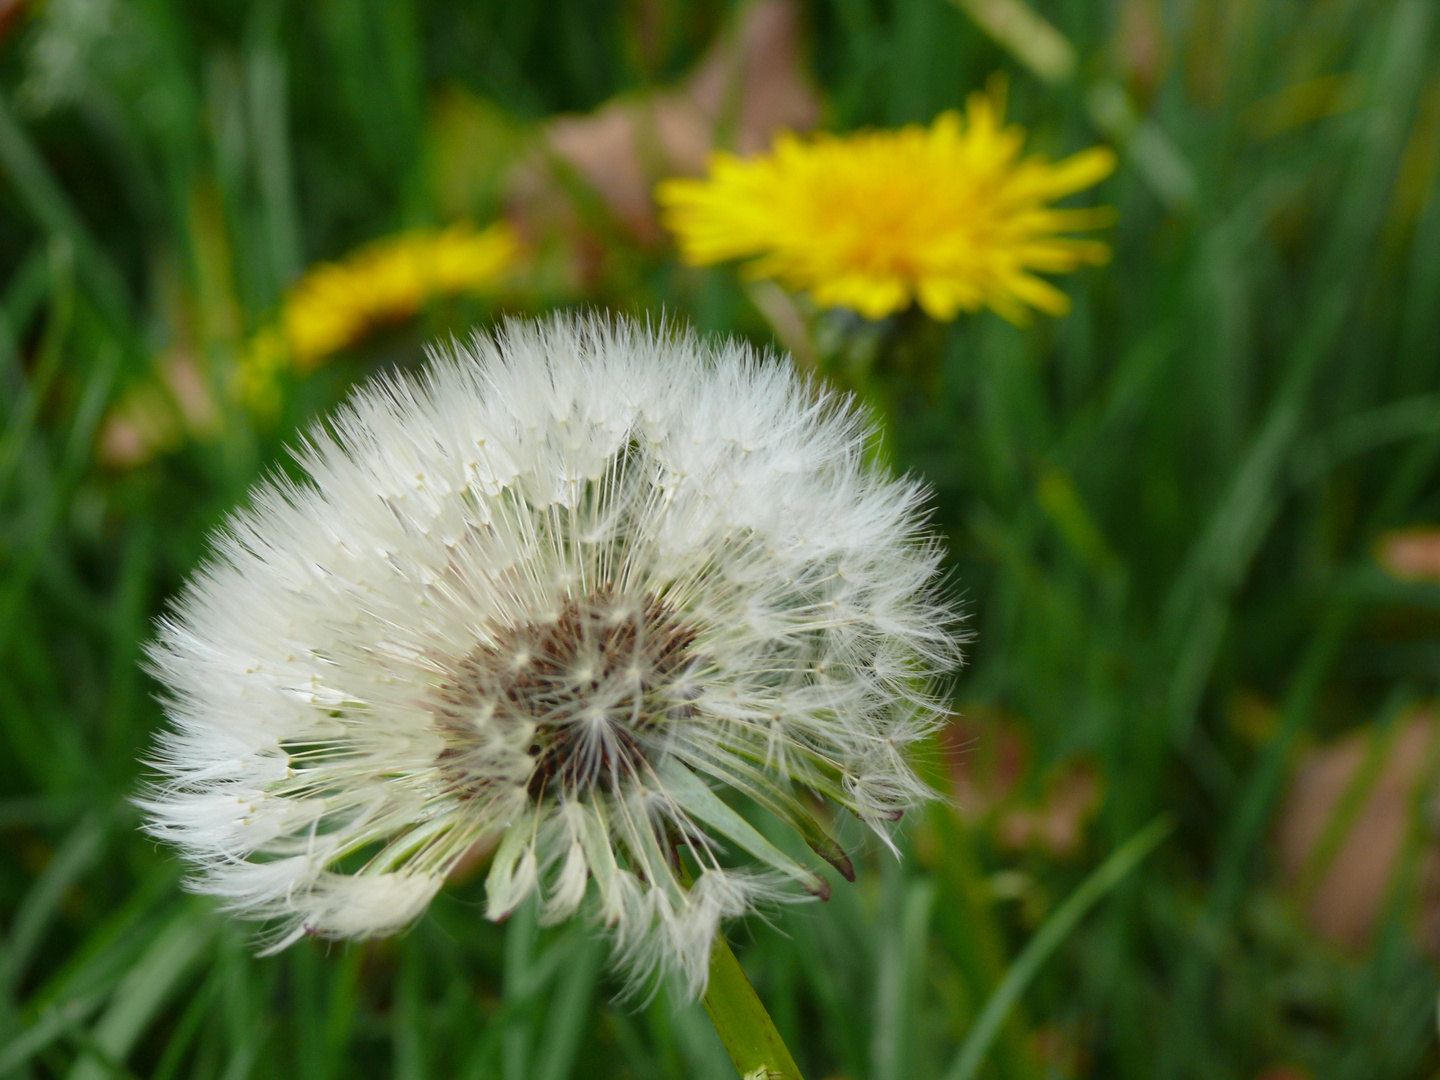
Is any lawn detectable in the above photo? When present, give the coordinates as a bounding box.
[3,0,1440,1077]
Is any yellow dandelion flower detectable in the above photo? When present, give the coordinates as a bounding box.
[282,221,520,367]
[237,325,290,415]
[656,84,1116,323]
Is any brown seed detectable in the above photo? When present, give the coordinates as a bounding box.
[433,586,699,800]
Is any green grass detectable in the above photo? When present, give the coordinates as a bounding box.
[4,0,1440,1077]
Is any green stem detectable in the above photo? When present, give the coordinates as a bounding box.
[701,934,804,1080]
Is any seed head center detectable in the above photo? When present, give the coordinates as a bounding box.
[434,587,698,799]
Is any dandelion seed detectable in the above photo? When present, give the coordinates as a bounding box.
[141,315,960,997]
[657,81,1116,324]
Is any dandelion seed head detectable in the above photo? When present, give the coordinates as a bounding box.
[141,314,961,997]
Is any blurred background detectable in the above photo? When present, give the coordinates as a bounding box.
[3,0,1440,1077]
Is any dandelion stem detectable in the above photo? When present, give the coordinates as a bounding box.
[702,933,804,1080]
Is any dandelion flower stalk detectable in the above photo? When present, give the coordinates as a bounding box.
[140,316,959,1053]
[704,932,806,1079]
[657,80,1115,324]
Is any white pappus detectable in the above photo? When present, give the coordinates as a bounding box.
[139,314,961,998]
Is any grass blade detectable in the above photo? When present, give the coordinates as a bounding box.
[0,997,102,1076]
[0,815,106,1000]
[0,96,134,334]
[943,817,1172,1080]
[532,933,605,1080]
[64,910,212,1080]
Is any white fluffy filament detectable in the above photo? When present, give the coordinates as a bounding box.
[141,314,960,997]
